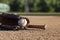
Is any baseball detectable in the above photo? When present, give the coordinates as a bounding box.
[18,19,27,27]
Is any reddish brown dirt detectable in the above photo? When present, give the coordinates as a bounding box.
[0,16,60,40]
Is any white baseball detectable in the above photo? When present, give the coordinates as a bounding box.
[18,19,27,27]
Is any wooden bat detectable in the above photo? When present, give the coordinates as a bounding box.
[27,24,46,30]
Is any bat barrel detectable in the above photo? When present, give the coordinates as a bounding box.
[28,25,46,30]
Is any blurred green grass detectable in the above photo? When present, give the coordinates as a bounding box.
[0,12,60,16]
[10,12,60,16]
[11,12,60,14]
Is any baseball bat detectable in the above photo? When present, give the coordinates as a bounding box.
[28,24,46,30]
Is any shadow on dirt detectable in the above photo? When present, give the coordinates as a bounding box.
[0,28,45,31]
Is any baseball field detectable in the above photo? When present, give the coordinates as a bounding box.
[0,16,60,40]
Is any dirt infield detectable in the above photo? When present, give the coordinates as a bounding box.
[0,16,60,40]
